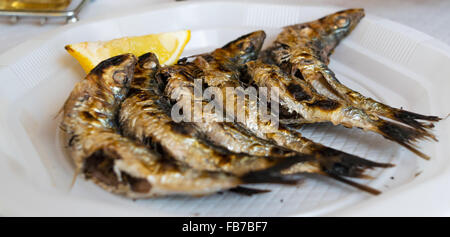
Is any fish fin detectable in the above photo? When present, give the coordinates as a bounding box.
[241,155,312,185]
[314,146,394,178]
[69,167,81,190]
[53,106,64,120]
[314,62,441,136]
[376,120,433,160]
[392,109,441,132]
[229,186,271,196]
[325,173,381,195]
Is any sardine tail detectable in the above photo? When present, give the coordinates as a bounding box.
[314,146,394,178]
[376,120,433,160]
[392,109,441,132]
[229,186,271,196]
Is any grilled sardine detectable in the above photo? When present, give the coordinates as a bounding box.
[263,9,440,159]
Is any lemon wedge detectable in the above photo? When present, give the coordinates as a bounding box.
[65,30,191,73]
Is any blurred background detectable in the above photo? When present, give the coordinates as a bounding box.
[1,0,449,54]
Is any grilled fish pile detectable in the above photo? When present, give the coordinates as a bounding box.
[61,9,440,199]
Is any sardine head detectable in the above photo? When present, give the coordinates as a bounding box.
[129,52,161,92]
[89,53,137,88]
[220,30,266,65]
[320,8,365,40]
[137,52,160,71]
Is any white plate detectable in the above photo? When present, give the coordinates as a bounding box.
[0,1,449,217]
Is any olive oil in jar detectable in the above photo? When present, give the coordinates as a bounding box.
[0,0,71,11]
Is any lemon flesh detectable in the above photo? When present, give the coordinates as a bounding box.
[65,30,191,73]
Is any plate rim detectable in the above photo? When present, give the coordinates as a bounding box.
[0,1,449,217]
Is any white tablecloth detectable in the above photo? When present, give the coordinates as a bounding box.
[1,0,449,54]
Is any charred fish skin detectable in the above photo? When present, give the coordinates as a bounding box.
[270,45,440,138]
[78,131,243,198]
[246,60,344,124]
[157,61,305,159]
[158,61,338,176]
[120,85,294,176]
[245,60,433,151]
[201,121,305,159]
[61,53,281,198]
[192,31,266,99]
[162,32,392,186]
[120,53,314,176]
[265,9,439,159]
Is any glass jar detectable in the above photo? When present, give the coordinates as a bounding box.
[0,0,72,11]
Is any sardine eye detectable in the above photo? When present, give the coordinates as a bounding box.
[113,70,128,84]
[335,16,350,28]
